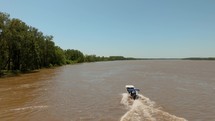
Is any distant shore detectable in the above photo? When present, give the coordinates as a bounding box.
[135,57,215,60]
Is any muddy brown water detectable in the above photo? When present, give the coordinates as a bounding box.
[0,60,215,121]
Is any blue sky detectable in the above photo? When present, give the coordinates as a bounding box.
[0,0,215,58]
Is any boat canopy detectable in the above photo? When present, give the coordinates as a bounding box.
[125,85,135,88]
[125,85,140,92]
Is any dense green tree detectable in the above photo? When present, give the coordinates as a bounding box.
[19,26,40,71]
[0,12,10,75]
[0,12,68,74]
[43,36,55,67]
[65,49,84,63]
[109,56,125,61]
[53,46,66,66]
[8,18,29,70]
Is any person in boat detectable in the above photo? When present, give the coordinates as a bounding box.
[130,89,137,99]
[125,85,140,100]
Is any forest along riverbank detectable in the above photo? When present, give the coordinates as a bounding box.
[0,60,215,121]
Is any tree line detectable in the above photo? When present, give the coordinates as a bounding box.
[183,57,215,60]
[0,12,132,76]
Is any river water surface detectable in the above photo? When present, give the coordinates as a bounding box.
[0,60,215,121]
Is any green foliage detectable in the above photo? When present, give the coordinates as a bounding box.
[54,46,66,65]
[0,12,10,73]
[84,55,128,62]
[0,12,67,73]
[65,49,84,63]
[109,56,125,61]
[84,55,97,62]
[183,57,215,60]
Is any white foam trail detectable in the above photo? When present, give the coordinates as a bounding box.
[120,93,133,108]
[10,105,48,111]
[120,93,187,121]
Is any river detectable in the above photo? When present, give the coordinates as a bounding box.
[0,60,215,121]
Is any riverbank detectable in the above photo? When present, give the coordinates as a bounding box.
[0,70,41,78]
[0,57,136,78]
[0,60,81,78]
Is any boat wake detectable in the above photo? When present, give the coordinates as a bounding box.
[9,105,48,111]
[120,93,187,121]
